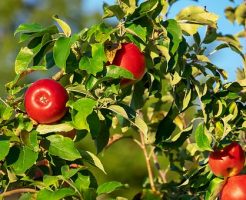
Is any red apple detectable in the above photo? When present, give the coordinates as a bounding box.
[112,43,146,86]
[208,142,245,177]
[24,79,68,124]
[220,175,246,200]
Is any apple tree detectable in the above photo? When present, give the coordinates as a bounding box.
[0,0,246,199]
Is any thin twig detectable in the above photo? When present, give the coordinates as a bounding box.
[152,151,167,183]
[1,188,36,197]
[139,131,156,192]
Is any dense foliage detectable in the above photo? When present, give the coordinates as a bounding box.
[0,0,245,199]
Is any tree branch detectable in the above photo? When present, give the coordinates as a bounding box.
[152,151,167,183]
[1,188,36,197]
[139,131,156,192]
[52,70,65,81]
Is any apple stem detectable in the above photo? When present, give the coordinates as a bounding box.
[139,131,157,193]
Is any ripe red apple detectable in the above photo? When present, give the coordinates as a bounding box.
[220,175,246,200]
[112,43,146,86]
[24,79,68,124]
[208,142,245,177]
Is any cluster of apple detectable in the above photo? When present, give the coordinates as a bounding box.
[208,142,246,199]
[24,43,145,124]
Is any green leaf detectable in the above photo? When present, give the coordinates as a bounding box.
[46,135,81,161]
[20,130,39,152]
[37,123,74,135]
[15,46,41,74]
[160,125,193,148]
[79,150,106,174]
[235,3,246,25]
[0,103,13,123]
[211,43,245,61]
[11,146,38,174]
[228,102,238,121]
[224,7,235,23]
[176,6,219,35]
[19,193,36,200]
[6,65,47,89]
[205,177,225,200]
[103,4,125,20]
[129,0,159,20]
[215,121,224,140]
[43,175,60,187]
[70,98,97,130]
[15,23,45,35]
[75,173,91,192]
[61,165,83,179]
[155,105,178,144]
[0,137,10,161]
[53,15,71,37]
[107,104,148,141]
[203,27,217,44]
[164,19,182,54]
[37,188,75,200]
[53,34,78,69]
[195,122,212,151]
[125,23,147,42]
[94,118,110,154]
[105,65,134,79]
[79,43,106,75]
[97,181,124,195]
[182,89,192,111]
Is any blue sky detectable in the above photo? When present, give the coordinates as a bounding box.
[83,0,245,81]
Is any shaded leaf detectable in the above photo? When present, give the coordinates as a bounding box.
[155,105,179,144]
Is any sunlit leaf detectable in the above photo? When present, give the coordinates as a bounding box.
[46,135,81,161]
[37,123,74,135]
[97,181,124,195]
[195,122,212,151]
[205,177,225,200]
[53,34,78,69]
[53,15,71,37]
[11,146,38,174]
[37,188,75,200]
[70,98,96,130]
